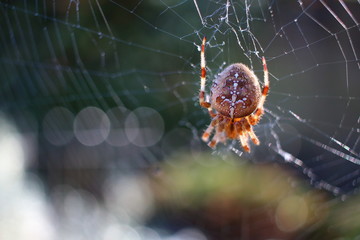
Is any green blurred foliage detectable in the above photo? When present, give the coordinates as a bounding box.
[147,153,360,239]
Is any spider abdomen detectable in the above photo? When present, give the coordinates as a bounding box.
[211,63,261,119]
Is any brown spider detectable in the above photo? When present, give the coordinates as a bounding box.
[199,37,269,152]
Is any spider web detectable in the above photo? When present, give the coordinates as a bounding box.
[1,0,360,198]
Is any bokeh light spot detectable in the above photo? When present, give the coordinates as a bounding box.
[125,107,164,147]
[74,107,110,146]
[161,128,193,157]
[275,196,308,232]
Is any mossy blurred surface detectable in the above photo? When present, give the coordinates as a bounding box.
[147,153,331,239]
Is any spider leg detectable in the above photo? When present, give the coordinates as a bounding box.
[245,117,260,145]
[235,120,250,152]
[248,128,260,145]
[219,131,227,144]
[208,118,226,148]
[225,118,237,139]
[208,130,220,148]
[207,105,216,118]
[202,116,219,142]
[248,108,264,125]
[199,37,211,109]
[248,57,269,125]
[219,118,231,143]
[239,132,250,152]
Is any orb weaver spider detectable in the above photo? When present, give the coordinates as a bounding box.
[199,37,269,152]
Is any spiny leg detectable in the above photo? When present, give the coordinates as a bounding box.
[239,132,250,152]
[208,108,216,118]
[219,118,232,143]
[202,116,219,142]
[245,117,260,145]
[248,56,269,125]
[248,108,264,125]
[235,120,250,152]
[260,56,269,106]
[208,118,226,148]
[199,37,218,143]
[248,128,260,145]
[225,118,237,139]
[218,131,227,144]
[199,37,211,109]
[208,129,220,148]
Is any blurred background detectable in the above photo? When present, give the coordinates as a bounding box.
[0,0,360,239]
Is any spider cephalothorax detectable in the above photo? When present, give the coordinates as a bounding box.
[199,37,269,152]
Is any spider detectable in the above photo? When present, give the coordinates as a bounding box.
[199,37,269,152]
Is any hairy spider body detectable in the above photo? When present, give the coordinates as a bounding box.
[199,37,269,152]
[210,63,261,119]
